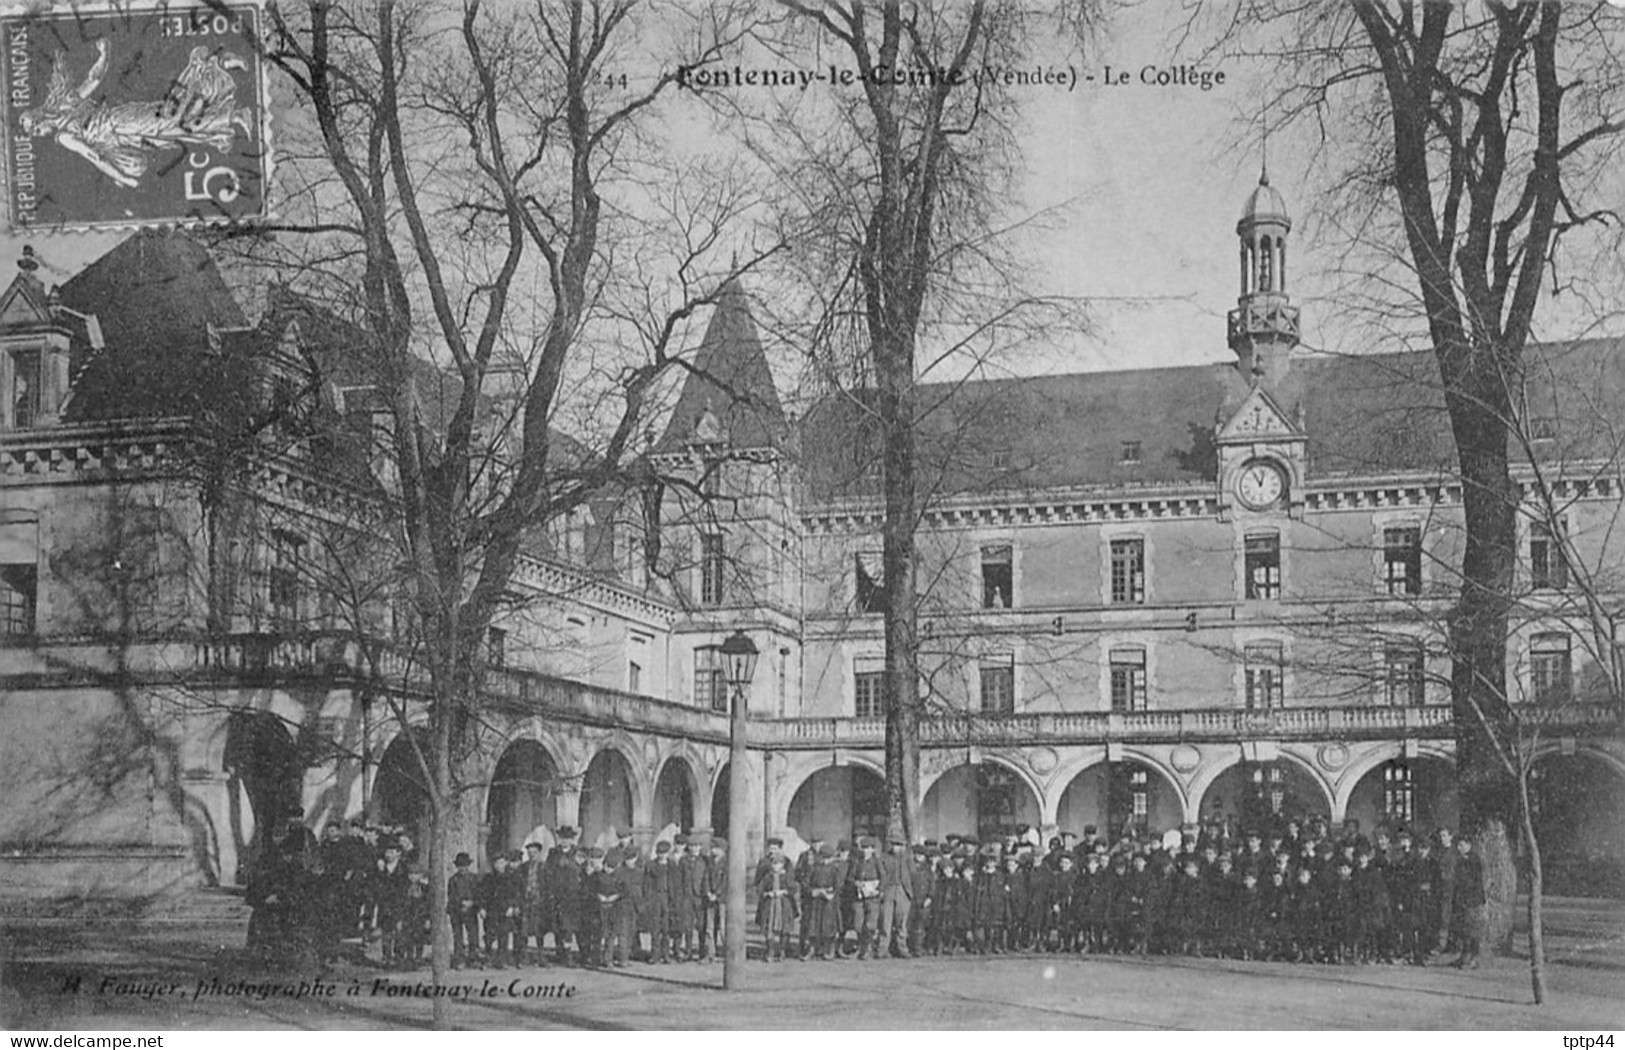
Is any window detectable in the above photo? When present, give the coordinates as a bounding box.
[699,533,724,606]
[695,646,727,712]
[1109,538,1146,604]
[854,549,885,614]
[628,661,642,693]
[1530,417,1558,442]
[1,564,37,637]
[1244,643,1283,710]
[854,670,885,719]
[1530,520,1568,591]
[1109,648,1147,712]
[1384,643,1426,706]
[1119,440,1141,465]
[1244,533,1281,600]
[981,545,1013,609]
[1530,633,1572,705]
[1382,762,1415,823]
[1250,764,1286,816]
[269,530,303,631]
[980,655,1015,713]
[1109,764,1150,836]
[487,627,506,670]
[9,350,40,429]
[1383,526,1422,596]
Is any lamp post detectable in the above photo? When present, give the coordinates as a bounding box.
[718,629,759,989]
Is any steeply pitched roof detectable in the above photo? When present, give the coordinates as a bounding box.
[656,279,786,453]
[59,230,253,423]
[800,338,1625,503]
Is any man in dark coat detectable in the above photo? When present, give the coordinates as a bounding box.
[520,840,549,966]
[482,851,524,969]
[674,836,704,961]
[446,852,481,969]
[1352,848,1393,963]
[1167,857,1208,955]
[645,841,676,962]
[1435,827,1458,955]
[1450,835,1487,969]
[545,828,584,965]
[1409,836,1440,965]
[369,839,412,966]
[701,840,727,962]
[907,844,934,956]
[878,834,916,958]
[795,834,824,960]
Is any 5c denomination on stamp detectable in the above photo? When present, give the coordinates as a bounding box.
[3,2,269,229]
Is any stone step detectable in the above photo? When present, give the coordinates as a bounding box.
[0,887,251,926]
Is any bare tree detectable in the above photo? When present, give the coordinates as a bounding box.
[757,0,1100,842]
[237,0,771,1020]
[1207,0,1625,955]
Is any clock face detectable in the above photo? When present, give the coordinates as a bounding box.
[1236,460,1286,509]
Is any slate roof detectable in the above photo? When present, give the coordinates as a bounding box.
[656,279,787,453]
[800,338,1625,503]
[60,230,254,423]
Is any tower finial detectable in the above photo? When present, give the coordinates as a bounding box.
[1260,125,1270,187]
[17,245,39,274]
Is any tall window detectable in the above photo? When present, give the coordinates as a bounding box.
[699,533,725,606]
[1109,648,1147,712]
[487,627,506,670]
[9,350,40,429]
[1383,526,1422,595]
[981,544,1013,609]
[1530,633,1572,705]
[1384,643,1426,706]
[695,647,727,712]
[1250,763,1286,816]
[1244,533,1281,600]
[1530,520,1568,591]
[628,661,642,694]
[1110,538,1146,604]
[980,655,1015,713]
[269,530,303,631]
[1244,643,1283,710]
[854,670,885,719]
[1,564,37,637]
[854,549,885,614]
[1382,762,1415,823]
[1109,764,1150,836]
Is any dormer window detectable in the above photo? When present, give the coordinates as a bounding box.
[1119,440,1141,465]
[8,350,40,429]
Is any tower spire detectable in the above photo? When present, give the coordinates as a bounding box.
[1227,166,1300,388]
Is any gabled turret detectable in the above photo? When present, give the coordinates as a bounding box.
[657,279,785,454]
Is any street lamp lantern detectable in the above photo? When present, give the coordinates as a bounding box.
[718,629,758,990]
[720,629,760,692]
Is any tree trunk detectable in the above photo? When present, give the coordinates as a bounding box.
[881,358,920,844]
[1518,776,1548,1004]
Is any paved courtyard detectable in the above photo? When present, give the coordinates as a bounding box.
[4,899,1622,1030]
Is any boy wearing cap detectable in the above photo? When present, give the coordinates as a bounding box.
[482,851,523,969]
[580,847,607,967]
[756,849,799,962]
[805,843,842,960]
[447,852,481,969]
[848,837,884,959]
[1449,835,1486,970]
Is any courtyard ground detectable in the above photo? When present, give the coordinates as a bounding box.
[3,897,1621,1031]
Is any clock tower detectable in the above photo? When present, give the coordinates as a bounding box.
[1227,165,1300,388]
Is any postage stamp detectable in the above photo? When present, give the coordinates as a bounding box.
[1,2,268,229]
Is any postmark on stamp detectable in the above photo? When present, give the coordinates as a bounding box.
[2,3,269,229]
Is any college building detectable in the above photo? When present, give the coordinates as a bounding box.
[2,176,1621,907]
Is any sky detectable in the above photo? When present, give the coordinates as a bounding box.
[2,2,1618,384]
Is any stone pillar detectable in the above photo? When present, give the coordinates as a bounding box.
[556,790,582,831]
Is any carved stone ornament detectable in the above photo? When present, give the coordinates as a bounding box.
[1028,746,1058,776]
[1318,743,1350,771]
[1170,744,1201,774]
